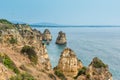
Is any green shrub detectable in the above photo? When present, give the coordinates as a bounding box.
[9,37,17,44]
[86,73,90,78]
[0,19,15,30]
[54,70,66,80]
[0,24,14,30]
[21,45,38,64]
[78,59,81,62]
[0,53,20,74]
[48,73,56,80]
[92,57,107,68]
[10,73,35,80]
[74,67,87,79]
[0,38,2,43]
[0,19,12,24]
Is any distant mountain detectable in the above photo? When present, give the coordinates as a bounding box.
[10,20,27,24]
[30,22,61,27]
[10,21,120,27]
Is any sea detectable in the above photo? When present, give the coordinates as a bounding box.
[32,26,120,80]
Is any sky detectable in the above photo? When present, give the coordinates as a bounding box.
[0,0,120,25]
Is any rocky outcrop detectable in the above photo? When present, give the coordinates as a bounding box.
[42,29,52,41]
[56,31,67,45]
[86,57,112,80]
[37,43,52,70]
[54,48,83,77]
[55,48,112,80]
[0,19,53,80]
[18,25,52,70]
[77,57,112,80]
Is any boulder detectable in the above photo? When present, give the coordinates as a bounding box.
[56,31,67,45]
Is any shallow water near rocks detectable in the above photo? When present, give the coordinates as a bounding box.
[32,27,120,80]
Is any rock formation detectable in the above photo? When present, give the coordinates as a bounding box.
[56,31,67,45]
[86,57,112,80]
[54,48,83,77]
[42,29,52,41]
[37,43,52,70]
[0,19,54,80]
[77,57,112,80]
[55,48,112,80]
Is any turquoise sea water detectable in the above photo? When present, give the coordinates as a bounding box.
[32,27,120,80]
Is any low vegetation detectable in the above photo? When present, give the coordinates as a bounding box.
[10,73,35,80]
[21,45,38,64]
[92,57,107,68]
[0,19,15,30]
[0,24,14,30]
[54,70,66,80]
[48,73,56,80]
[74,67,87,79]
[0,53,20,74]
[9,37,17,44]
[0,19,12,24]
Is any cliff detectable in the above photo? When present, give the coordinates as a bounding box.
[0,19,56,80]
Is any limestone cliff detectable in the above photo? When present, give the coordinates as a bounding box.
[54,48,83,77]
[0,19,54,80]
[37,43,52,70]
[56,31,67,45]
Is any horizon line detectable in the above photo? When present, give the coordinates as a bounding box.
[30,25,120,27]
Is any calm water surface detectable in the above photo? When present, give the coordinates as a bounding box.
[32,27,120,80]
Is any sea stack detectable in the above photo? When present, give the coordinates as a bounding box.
[56,31,67,45]
[77,57,113,80]
[87,57,112,80]
[42,29,52,41]
[54,48,83,77]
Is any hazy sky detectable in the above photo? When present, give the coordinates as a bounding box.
[0,0,120,25]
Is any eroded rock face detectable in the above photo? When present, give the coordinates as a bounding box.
[77,57,112,80]
[77,75,86,80]
[56,31,67,45]
[0,63,15,80]
[37,43,52,70]
[0,20,55,80]
[42,29,52,41]
[55,48,83,77]
[0,23,52,71]
[86,57,112,80]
